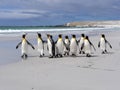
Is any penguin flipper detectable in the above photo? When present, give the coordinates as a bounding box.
[63,41,66,46]
[81,43,84,50]
[63,41,68,49]
[98,41,100,48]
[92,45,96,51]
[108,43,112,49]
[110,45,112,49]
[106,40,112,49]
[92,44,96,51]
[47,45,49,51]
[76,40,79,45]
[27,41,35,49]
[90,41,96,51]
[55,41,57,44]
[16,42,22,49]
[77,39,80,43]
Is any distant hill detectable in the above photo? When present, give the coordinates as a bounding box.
[64,20,120,28]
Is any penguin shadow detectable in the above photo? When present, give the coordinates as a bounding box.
[71,54,99,58]
[69,55,78,58]
[27,55,49,58]
[107,52,114,54]
[102,51,114,55]
[89,55,99,57]
[29,55,38,58]
[77,65,116,72]
[22,54,100,59]
[77,64,93,69]
[21,55,37,60]
[90,67,116,71]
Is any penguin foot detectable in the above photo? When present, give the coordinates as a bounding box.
[86,54,91,57]
[63,53,66,56]
[102,51,105,54]
[57,54,63,58]
[102,50,108,54]
[21,55,24,58]
[64,52,69,56]
[52,53,56,57]
[82,51,85,54]
[49,56,53,58]
[25,54,28,58]
[105,50,108,53]
[79,51,81,54]
[21,54,28,59]
[39,55,43,57]
[55,54,62,58]
[79,51,85,54]
[55,54,58,57]
[71,54,76,57]
[60,54,63,57]
[63,53,67,56]
[67,53,69,56]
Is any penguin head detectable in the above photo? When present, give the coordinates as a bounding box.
[101,34,105,38]
[37,33,41,38]
[72,34,76,38]
[85,36,89,40]
[22,34,26,39]
[65,35,69,39]
[81,33,85,37]
[47,34,51,38]
[58,34,62,38]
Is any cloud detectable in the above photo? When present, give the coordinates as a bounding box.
[0,0,120,25]
[0,9,48,19]
[0,0,119,14]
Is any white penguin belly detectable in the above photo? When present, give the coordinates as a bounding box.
[21,41,28,55]
[84,40,91,54]
[64,39,70,52]
[56,40,64,54]
[100,38,106,51]
[47,39,52,55]
[65,39,70,48]
[79,38,84,47]
[38,41,43,51]
[38,41,44,54]
[70,39,77,54]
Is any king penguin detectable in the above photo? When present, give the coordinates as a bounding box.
[70,34,78,56]
[47,34,55,58]
[37,33,45,57]
[82,36,96,57]
[56,34,65,57]
[63,35,70,56]
[16,34,35,59]
[78,33,85,54]
[98,34,112,54]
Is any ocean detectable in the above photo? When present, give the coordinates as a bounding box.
[0,26,119,37]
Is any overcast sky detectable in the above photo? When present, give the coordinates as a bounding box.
[0,0,120,26]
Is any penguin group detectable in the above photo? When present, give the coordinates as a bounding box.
[16,33,112,59]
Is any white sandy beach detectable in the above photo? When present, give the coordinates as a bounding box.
[0,30,120,90]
